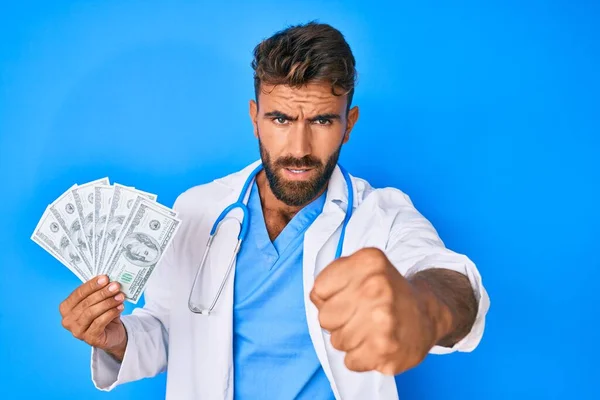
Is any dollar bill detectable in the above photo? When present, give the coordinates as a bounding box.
[97,184,157,275]
[103,199,180,303]
[93,185,114,274]
[71,178,110,267]
[49,185,94,277]
[31,208,91,282]
[103,194,176,271]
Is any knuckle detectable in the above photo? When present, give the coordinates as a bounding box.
[359,247,386,263]
[80,297,91,311]
[363,275,393,299]
[311,278,327,297]
[371,306,394,328]
[86,323,98,337]
[317,310,330,330]
[372,334,393,356]
[330,332,343,350]
[309,290,320,306]
[344,353,361,371]
[82,308,94,321]
[107,298,118,309]
[58,302,66,316]
[105,298,118,311]
[71,326,84,339]
[362,276,385,298]
[108,306,120,317]
[102,307,117,322]
[75,286,86,300]
[343,353,353,369]
[379,361,401,376]
[381,284,394,300]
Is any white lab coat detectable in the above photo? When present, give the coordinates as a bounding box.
[91,160,490,399]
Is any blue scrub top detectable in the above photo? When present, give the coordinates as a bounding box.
[233,181,335,400]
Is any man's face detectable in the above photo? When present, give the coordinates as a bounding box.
[129,242,158,263]
[249,82,359,207]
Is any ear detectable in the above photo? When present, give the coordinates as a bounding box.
[343,106,359,144]
[249,100,259,138]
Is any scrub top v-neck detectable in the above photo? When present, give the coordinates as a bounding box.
[232,181,334,400]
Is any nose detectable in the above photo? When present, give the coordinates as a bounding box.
[287,122,312,159]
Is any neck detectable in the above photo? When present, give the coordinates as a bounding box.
[255,170,327,241]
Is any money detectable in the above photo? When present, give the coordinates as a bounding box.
[93,185,114,274]
[97,184,157,276]
[49,185,94,277]
[103,194,175,274]
[31,208,91,282]
[103,199,180,303]
[33,178,179,303]
[71,177,110,267]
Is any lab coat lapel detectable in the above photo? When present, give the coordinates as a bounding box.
[185,194,239,400]
[190,160,263,400]
[302,167,399,400]
[303,166,348,400]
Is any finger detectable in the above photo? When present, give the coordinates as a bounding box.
[312,247,387,302]
[344,347,374,373]
[329,304,370,352]
[317,289,359,332]
[85,305,124,340]
[70,281,121,318]
[60,275,109,315]
[377,361,403,376]
[76,292,126,332]
[309,289,325,309]
[312,257,355,302]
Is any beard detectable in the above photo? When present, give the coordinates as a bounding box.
[259,140,341,207]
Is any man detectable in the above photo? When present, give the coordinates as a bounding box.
[59,22,489,399]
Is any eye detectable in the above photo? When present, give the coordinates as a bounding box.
[272,117,288,125]
[314,118,332,125]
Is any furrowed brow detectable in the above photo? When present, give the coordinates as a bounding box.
[263,110,342,122]
[263,110,298,121]
[308,113,341,122]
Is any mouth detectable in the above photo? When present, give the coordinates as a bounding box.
[281,167,315,180]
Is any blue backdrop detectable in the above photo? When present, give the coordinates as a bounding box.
[1,1,598,399]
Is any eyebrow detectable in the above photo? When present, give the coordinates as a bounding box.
[263,110,342,122]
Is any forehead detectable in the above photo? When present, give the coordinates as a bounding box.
[258,82,346,112]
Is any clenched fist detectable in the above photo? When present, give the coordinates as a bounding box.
[310,247,452,375]
[59,275,128,361]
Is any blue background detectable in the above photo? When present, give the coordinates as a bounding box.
[1,1,598,399]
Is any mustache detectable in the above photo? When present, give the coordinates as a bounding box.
[274,155,322,169]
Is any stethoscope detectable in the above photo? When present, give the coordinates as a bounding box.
[188,163,354,315]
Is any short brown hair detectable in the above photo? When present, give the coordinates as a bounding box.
[251,21,357,112]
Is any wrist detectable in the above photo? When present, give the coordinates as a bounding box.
[409,275,455,346]
[105,343,126,363]
[105,325,128,363]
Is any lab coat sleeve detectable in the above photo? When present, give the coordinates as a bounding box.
[90,198,180,390]
[382,189,490,355]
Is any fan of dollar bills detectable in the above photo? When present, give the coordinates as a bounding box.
[31,178,181,304]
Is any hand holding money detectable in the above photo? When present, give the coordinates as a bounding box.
[32,178,181,303]
[59,276,128,362]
